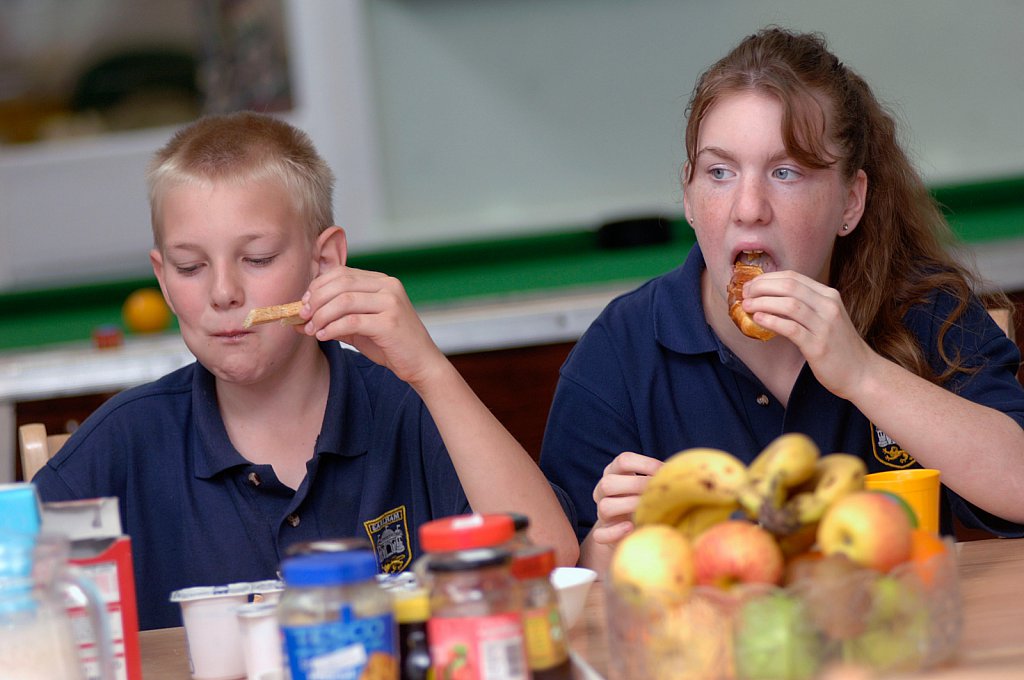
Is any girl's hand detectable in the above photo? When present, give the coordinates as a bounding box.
[299,266,446,386]
[742,270,877,399]
[589,451,663,547]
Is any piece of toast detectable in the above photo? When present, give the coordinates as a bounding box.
[242,301,304,329]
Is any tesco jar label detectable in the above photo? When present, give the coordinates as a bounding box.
[282,608,397,680]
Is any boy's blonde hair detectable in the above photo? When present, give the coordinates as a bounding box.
[146,112,335,247]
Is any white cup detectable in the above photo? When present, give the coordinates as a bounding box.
[171,583,251,680]
[236,601,283,680]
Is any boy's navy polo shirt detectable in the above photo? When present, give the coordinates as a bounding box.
[540,244,1024,543]
[34,341,478,630]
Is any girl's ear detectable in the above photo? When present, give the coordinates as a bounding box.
[314,226,348,275]
[840,169,868,235]
[682,162,695,230]
[149,248,176,314]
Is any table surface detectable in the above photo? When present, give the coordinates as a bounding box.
[140,537,1024,680]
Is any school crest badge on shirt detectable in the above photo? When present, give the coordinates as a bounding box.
[364,506,412,573]
[870,423,916,468]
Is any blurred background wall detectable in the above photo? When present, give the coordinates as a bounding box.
[1,0,1021,290]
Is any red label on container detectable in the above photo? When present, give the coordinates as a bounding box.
[428,612,529,680]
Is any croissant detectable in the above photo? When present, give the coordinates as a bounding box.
[727,263,775,341]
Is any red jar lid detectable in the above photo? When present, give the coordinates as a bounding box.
[419,513,514,552]
[510,545,556,580]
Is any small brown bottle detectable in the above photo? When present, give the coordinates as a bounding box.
[394,587,433,680]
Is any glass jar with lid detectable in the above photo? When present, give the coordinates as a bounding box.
[427,547,528,680]
[277,550,398,679]
[511,545,572,679]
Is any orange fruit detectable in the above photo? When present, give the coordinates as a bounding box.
[907,528,949,587]
[122,288,172,334]
[782,549,824,586]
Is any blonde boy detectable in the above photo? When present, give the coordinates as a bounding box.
[34,112,578,629]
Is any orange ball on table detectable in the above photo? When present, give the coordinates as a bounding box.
[122,288,172,334]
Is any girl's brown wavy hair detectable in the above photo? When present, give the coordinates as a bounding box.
[683,27,1003,384]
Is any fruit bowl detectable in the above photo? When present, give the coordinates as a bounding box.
[605,539,961,680]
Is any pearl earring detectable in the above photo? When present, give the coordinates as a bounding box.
[841,223,849,232]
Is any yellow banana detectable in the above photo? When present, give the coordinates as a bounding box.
[674,503,739,540]
[738,433,820,519]
[634,448,749,527]
[785,453,867,525]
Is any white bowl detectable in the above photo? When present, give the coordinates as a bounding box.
[550,567,598,629]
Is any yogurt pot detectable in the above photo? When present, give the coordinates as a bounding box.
[170,582,252,680]
[236,601,283,680]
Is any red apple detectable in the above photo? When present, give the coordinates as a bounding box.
[817,491,913,572]
[692,519,784,589]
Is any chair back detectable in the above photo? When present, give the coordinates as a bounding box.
[18,423,71,481]
[988,307,1014,342]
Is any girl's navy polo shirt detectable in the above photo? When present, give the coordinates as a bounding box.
[34,341,478,630]
[540,245,1024,543]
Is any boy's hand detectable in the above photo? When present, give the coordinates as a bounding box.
[299,266,446,386]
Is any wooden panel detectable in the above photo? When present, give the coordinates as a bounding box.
[10,342,575,478]
[448,342,574,461]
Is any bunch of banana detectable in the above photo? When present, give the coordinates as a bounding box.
[756,452,868,537]
[784,454,867,523]
[634,448,749,540]
[737,433,821,524]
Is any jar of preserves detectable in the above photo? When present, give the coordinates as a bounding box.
[278,550,398,679]
[427,547,529,680]
[510,546,571,679]
[415,513,515,585]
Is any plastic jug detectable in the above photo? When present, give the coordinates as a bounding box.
[0,529,116,680]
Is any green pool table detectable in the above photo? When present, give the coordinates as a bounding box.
[0,175,1022,353]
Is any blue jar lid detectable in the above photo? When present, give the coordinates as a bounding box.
[281,550,378,587]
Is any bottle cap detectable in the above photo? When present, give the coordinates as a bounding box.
[507,512,530,532]
[419,513,514,552]
[392,587,430,623]
[510,545,556,580]
[281,550,377,587]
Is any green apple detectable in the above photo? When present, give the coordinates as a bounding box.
[610,524,694,601]
[817,491,913,572]
[734,591,822,680]
[842,573,930,672]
